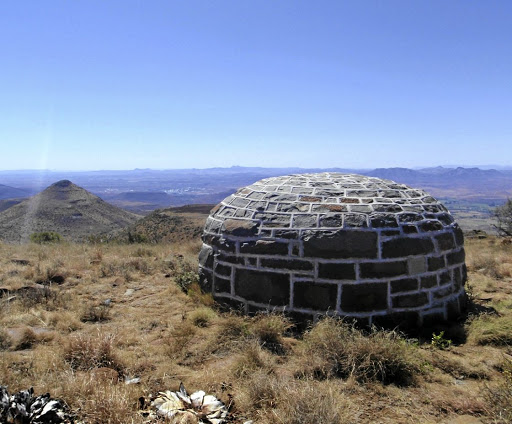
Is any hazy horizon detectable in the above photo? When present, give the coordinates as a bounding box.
[1,1,511,170]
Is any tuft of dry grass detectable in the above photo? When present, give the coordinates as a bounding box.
[63,331,124,374]
[188,306,218,327]
[483,358,512,423]
[249,313,292,354]
[0,329,12,350]
[467,313,512,346]
[295,318,421,386]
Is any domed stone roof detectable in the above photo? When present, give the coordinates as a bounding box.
[198,173,467,328]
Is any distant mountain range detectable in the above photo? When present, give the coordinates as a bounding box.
[1,166,511,211]
[0,166,510,236]
[0,180,140,243]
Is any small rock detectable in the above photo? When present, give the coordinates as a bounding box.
[124,289,134,296]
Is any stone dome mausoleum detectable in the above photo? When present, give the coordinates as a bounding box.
[198,173,467,328]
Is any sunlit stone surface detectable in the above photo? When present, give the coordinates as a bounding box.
[198,173,467,328]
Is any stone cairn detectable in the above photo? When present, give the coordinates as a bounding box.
[198,173,467,328]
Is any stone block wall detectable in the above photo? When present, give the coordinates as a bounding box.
[198,173,467,328]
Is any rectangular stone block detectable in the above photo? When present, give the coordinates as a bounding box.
[230,197,251,208]
[222,219,259,237]
[273,229,300,239]
[435,233,455,251]
[437,213,454,226]
[277,203,310,213]
[340,282,388,312]
[240,240,289,255]
[373,204,403,213]
[214,263,232,277]
[370,214,398,228]
[408,257,426,274]
[382,237,435,258]
[360,260,407,279]
[318,262,356,280]
[217,252,244,265]
[293,281,338,311]
[303,230,378,259]
[439,271,451,285]
[420,220,444,232]
[344,213,369,228]
[235,269,290,306]
[382,230,401,236]
[390,278,418,293]
[428,255,445,271]
[398,213,423,223]
[447,249,465,265]
[292,214,318,228]
[402,225,418,234]
[349,205,373,213]
[254,212,291,227]
[454,226,464,246]
[433,285,453,300]
[319,214,343,227]
[213,276,231,294]
[260,258,314,271]
[420,275,438,289]
[392,292,429,308]
[311,204,347,213]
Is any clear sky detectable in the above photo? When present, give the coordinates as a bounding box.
[0,1,511,170]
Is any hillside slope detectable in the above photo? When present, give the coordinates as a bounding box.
[0,180,141,243]
[0,183,29,200]
[114,204,211,244]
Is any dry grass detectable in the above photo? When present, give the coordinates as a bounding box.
[0,237,511,423]
[295,318,421,386]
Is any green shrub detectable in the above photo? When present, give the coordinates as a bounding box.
[30,231,62,244]
[431,331,452,350]
[175,271,199,293]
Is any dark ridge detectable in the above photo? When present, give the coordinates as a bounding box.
[51,180,74,188]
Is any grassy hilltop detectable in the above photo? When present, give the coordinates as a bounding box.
[0,237,512,423]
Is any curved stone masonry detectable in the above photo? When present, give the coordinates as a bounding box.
[198,173,467,328]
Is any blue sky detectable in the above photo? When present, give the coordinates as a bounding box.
[0,1,511,170]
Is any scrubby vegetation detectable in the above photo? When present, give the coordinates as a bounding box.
[0,237,511,422]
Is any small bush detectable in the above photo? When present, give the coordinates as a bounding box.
[271,381,354,424]
[13,327,39,350]
[232,342,272,379]
[431,331,452,350]
[188,307,217,327]
[297,318,420,386]
[127,231,148,244]
[18,286,60,309]
[165,321,197,358]
[63,332,124,373]
[30,231,62,244]
[175,271,199,293]
[250,313,292,354]
[80,304,111,323]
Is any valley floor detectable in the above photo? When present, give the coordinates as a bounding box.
[0,238,511,423]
